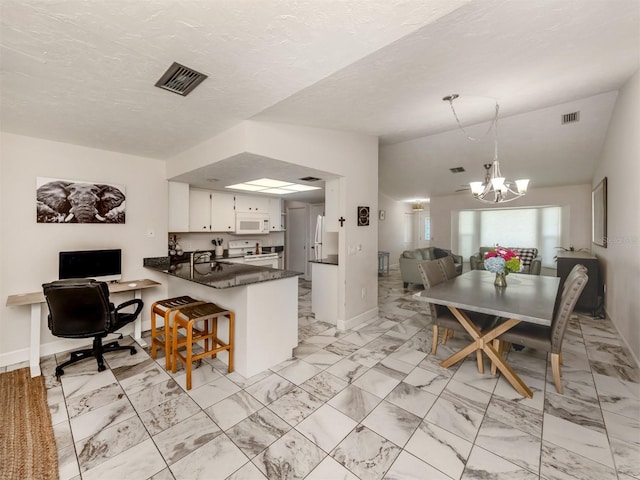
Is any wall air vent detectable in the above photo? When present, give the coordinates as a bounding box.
[450,167,465,173]
[561,111,580,125]
[155,62,208,96]
[299,176,321,182]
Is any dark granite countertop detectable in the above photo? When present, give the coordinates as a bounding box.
[143,257,301,289]
[309,254,339,266]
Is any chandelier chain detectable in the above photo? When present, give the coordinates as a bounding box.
[446,97,499,142]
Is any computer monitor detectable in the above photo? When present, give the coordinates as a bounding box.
[59,249,122,282]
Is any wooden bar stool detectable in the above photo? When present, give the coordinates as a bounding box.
[172,302,235,390]
[150,296,203,369]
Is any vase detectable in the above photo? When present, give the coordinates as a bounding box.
[494,272,507,287]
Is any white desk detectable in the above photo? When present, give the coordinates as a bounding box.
[6,279,161,377]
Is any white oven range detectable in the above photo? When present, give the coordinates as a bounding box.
[227,239,279,268]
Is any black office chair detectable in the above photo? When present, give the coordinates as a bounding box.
[42,278,144,376]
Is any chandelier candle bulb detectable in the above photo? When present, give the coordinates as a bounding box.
[491,177,506,190]
[470,182,484,194]
[515,179,530,193]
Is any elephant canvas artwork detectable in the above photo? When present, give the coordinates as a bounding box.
[36,177,126,224]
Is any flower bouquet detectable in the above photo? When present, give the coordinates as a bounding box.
[484,246,522,286]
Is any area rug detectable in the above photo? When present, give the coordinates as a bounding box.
[0,367,59,480]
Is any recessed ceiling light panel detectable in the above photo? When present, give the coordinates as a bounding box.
[225,177,322,195]
[284,184,321,191]
[225,183,264,191]
[261,188,296,194]
[246,178,294,188]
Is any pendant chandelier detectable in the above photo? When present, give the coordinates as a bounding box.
[443,94,529,203]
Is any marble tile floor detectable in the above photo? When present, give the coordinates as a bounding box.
[4,266,640,480]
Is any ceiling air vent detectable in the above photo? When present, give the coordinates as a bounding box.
[155,62,207,96]
[299,176,321,182]
[561,111,580,125]
[450,167,465,173]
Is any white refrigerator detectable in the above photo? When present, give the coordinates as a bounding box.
[314,214,324,261]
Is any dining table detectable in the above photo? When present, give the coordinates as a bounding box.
[414,269,560,398]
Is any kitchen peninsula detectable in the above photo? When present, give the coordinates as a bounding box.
[310,255,339,327]
[144,257,301,378]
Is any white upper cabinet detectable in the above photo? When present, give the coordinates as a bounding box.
[189,189,212,232]
[211,192,235,232]
[235,194,269,213]
[268,198,285,231]
[168,181,190,232]
[172,188,277,233]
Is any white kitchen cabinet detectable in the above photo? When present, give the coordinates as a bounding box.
[311,262,338,324]
[211,191,236,232]
[189,189,212,232]
[168,181,189,232]
[268,198,285,231]
[189,189,237,232]
[235,194,269,213]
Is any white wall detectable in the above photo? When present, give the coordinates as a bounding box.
[168,120,379,327]
[592,69,640,364]
[0,133,169,366]
[430,184,592,257]
[378,193,414,266]
[170,232,285,253]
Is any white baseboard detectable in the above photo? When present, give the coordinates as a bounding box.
[0,338,91,367]
[338,307,379,331]
[606,307,640,369]
[0,323,143,368]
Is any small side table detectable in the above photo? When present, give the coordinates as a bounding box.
[378,251,390,276]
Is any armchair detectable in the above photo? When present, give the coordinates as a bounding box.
[42,278,144,376]
[470,246,542,275]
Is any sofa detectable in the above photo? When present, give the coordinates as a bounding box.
[399,247,463,288]
[470,246,542,275]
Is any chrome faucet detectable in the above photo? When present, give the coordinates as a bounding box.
[190,250,210,276]
[190,249,199,267]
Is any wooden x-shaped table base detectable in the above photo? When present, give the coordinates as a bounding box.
[439,306,533,398]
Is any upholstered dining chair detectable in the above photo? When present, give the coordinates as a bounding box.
[493,267,588,394]
[42,278,144,376]
[418,260,497,361]
[437,255,460,280]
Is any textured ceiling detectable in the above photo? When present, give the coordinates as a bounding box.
[1,0,639,203]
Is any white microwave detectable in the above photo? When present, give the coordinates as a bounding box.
[235,213,269,235]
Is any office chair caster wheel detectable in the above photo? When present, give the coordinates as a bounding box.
[130,347,137,355]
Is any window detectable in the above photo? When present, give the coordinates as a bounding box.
[424,216,431,241]
[457,206,562,267]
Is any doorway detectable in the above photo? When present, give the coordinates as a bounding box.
[286,207,308,276]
